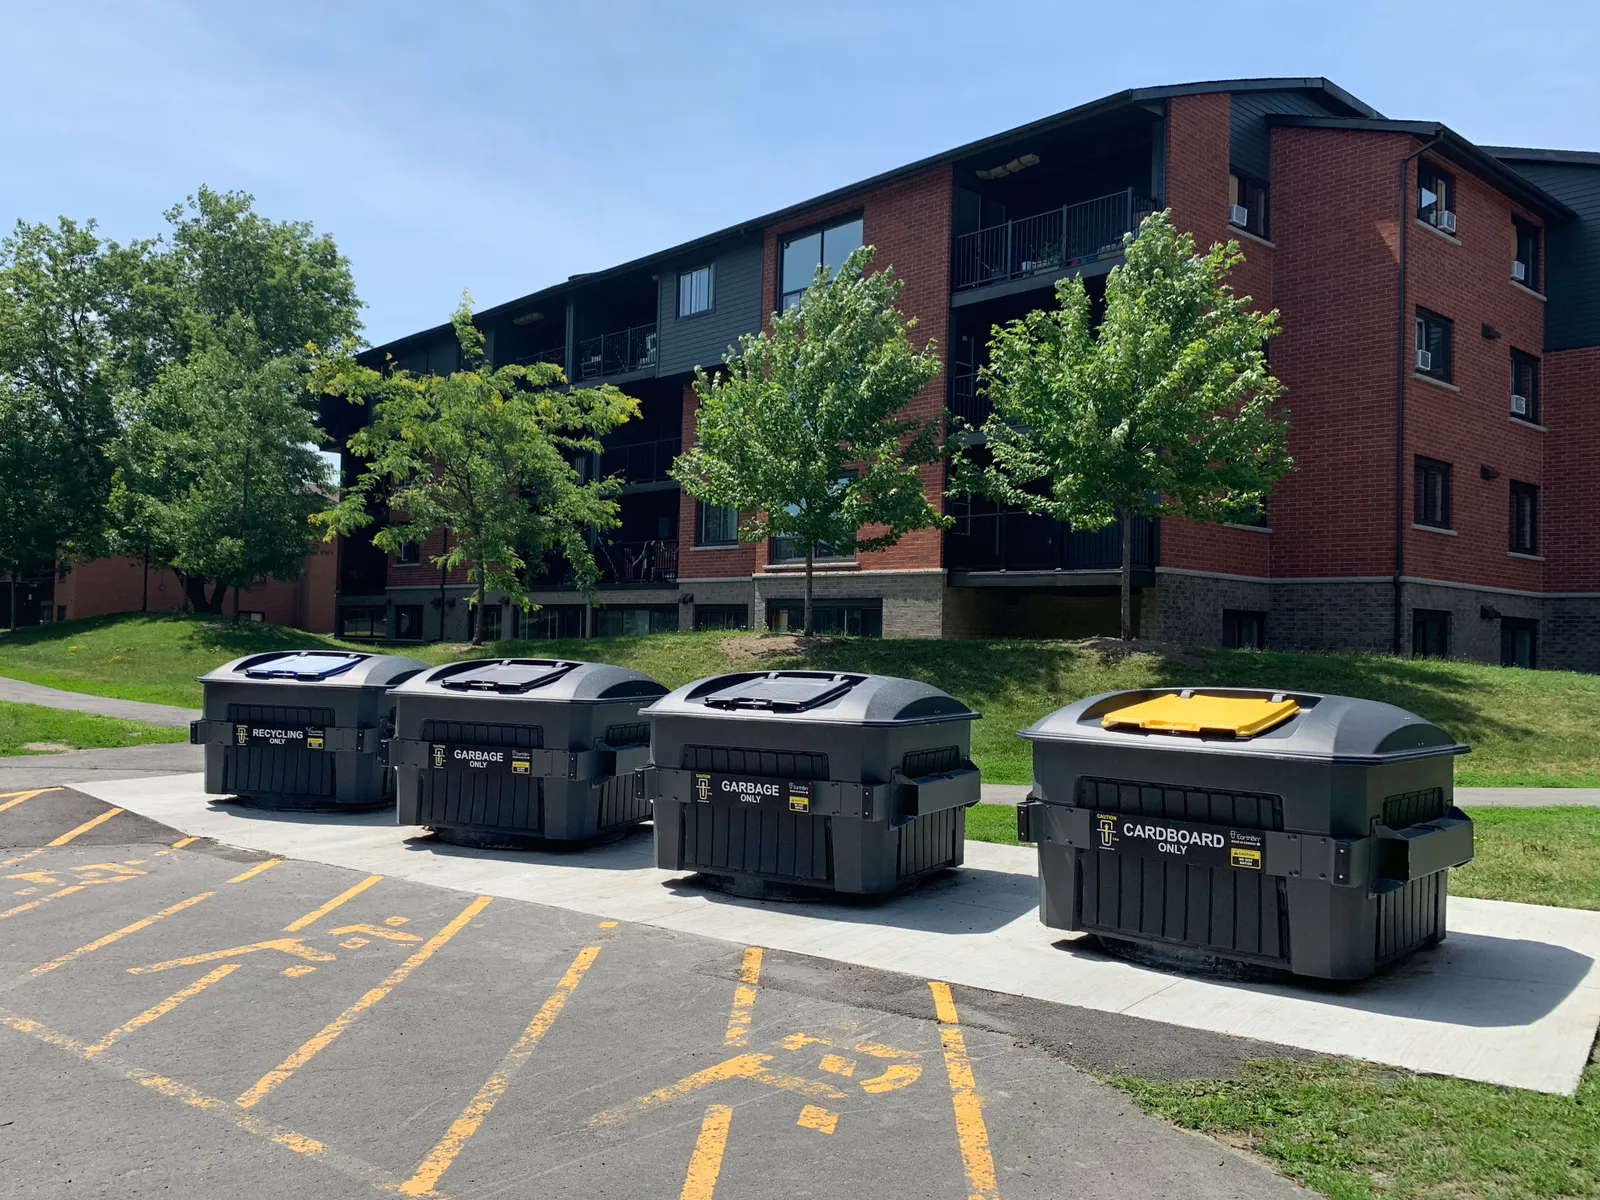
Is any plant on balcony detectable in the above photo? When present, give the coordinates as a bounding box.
[958,210,1291,640]
[313,296,639,643]
[674,246,945,636]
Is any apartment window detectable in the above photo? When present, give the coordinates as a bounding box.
[1509,481,1539,555]
[1417,161,1455,231]
[694,605,749,631]
[780,215,863,309]
[1510,350,1541,424]
[696,501,739,546]
[337,606,387,640]
[1415,308,1453,382]
[1222,609,1266,649]
[594,606,678,637]
[470,604,503,643]
[239,610,265,623]
[678,265,714,317]
[1501,617,1538,668]
[1412,609,1451,658]
[767,600,882,637]
[395,540,420,566]
[524,604,585,639]
[1414,457,1451,528]
[1227,171,1269,239]
[393,604,425,641]
[1512,219,1540,290]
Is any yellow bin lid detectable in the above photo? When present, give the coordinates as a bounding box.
[1102,691,1299,737]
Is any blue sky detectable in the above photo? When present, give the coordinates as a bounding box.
[6,1,1596,346]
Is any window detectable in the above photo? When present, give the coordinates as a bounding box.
[393,605,425,641]
[1512,219,1540,290]
[694,605,749,631]
[594,606,679,636]
[1509,481,1539,555]
[239,610,265,624]
[767,600,882,637]
[1414,457,1452,528]
[1417,161,1455,230]
[1510,350,1540,423]
[1415,308,1453,382]
[770,473,856,561]
[1412,609,1451,658]
[1227,171,1269,239]
[780,216,863,309]
[696,501,739,546]
[1222,609,1266,649]
[1501,617,1538,668]
[469,604,503,643]
[396,541,421,566]
[337,606,387,640]
[524,604,585,639]
[678,265,714,317]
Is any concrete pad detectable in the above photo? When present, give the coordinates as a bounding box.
[82,772,1600,1095]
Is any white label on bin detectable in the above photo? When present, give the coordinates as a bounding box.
[431,743,534,775]
[234,724,325,750]
[1094,812,1265,870]
[692,772,812,811]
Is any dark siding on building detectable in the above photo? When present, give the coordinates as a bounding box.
[1229,91,1342,179]
[655,240,764,376]
[1497,160,1600,350]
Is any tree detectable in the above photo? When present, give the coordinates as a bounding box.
[673,246,945,636]
[314,299,639,644]
[961,211,1291,640]
[0,218,139,623]
[110,318,332,614]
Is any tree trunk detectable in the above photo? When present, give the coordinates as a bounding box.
[803,546,815,638]
[8,571,16,631]
[208,578,229,613]
[141,547,149,612]
[472,562,486,645]
[1119,505,1134,641]
[436,531,448,643]
[232,582,241,624]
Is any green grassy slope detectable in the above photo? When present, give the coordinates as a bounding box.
[0,700,188,756]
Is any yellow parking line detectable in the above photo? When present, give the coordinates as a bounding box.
[236,894,492,1110]
[169,836,200,849]
[31,891,216,977]
[0,787,58,812]
[85,963,241,1058]
[282,874,382,932]
[928,981,999,1200]
[397,943,602,1196]
[681,1104,734,1200]
[723,946,762,1047]
[48,806,123,846]
[229,858,281,884]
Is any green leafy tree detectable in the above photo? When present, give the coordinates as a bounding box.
[314,299,639,643]
[960,211,1292,641]
[673,246,945,635]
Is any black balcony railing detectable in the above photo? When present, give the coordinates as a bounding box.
[512,345,566,370]
[953,189,1157,293]
[576,322,657,380]
[600,436,682,485]
[596,538,678,586]
[945,509,1157,574]
[950,372,988,427]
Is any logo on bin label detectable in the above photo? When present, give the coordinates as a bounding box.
[692,772,809,808]
[1093,812,1265,871]
[431,744,534,775]
[235,724,322,750]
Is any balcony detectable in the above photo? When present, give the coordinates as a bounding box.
[600,435,682,486]
[953,189,1156,295]
[950,373,988,427]
[511,345,565,370]
[945,508,1157,578]
[595,538,677,587]
[576,322,657,380]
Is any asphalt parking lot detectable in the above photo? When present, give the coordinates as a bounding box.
[0,786,1309,1199]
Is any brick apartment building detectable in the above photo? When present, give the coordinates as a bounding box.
[326,77,1600,670]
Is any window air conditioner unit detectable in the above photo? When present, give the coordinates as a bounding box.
[1416,349,1433,371]
[1438,210,1457,234]
[1229,204,1249,227]
[1512,259,1527,282]
[1511,393,1528,416]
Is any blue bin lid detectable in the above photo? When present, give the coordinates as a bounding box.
[241,651,367,681]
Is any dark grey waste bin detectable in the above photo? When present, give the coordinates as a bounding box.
[1016,687,1474,980]
[190,650,426,810]
[385,658,667,846]
[640,671,981,898]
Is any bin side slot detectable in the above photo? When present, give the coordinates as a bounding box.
[892,766,981,820]
[1376,809,1474,882]
[681,744,830,781]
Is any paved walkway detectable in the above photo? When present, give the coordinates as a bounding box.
[0,677,199,727]
[980,783,1600,807]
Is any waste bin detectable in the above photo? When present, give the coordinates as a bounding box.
[386,658,668,846]
[190,650,427,810]
[1016,687,1474,980]
[640,671,981,897]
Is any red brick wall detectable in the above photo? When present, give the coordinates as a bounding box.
[58,550,334,632]
[1404,159,1548,593]
[677,381,759,580]
[1545,346,1600,591]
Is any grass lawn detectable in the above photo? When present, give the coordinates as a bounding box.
[4,613,1600,787]
[1111,1056,1600,1200]
[0,700,187,757]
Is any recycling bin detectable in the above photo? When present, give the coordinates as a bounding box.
[386,658,668,846]
[640,671,981,897]
[190,650,426,810]
[1016,687,1474,980]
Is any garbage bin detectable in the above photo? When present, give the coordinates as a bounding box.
[1016,687,1474,980]
[640,671,981,898]
[386,658,668,846]
[190,650,427,810]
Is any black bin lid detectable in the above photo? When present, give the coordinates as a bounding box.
[242,651,367,681]
[439,660,580,694]
[702,672,862,713]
